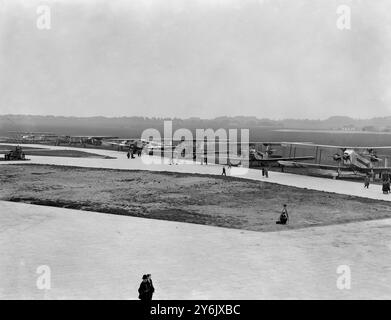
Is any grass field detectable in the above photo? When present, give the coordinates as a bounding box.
[1,164,391,232]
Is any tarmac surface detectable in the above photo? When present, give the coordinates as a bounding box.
[1,143,391,299]
[1,200,390,299]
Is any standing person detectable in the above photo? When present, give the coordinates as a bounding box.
[127,151,130,159]
[222,166,226,176]
[262,167,265,177]
[382,172,387,194]
[147,274,155,300]
[383,172,390,194]
[138,275,152,301]
[364,174,370,188]
[264,166,269,178]
[276,204,289,225]
[382,181,388,194]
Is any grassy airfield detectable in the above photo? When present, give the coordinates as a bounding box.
[1,164,391,232]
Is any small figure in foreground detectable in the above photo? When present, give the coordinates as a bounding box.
[138,274,154,301]
[147,274,154,300]
[276,204,289,225]
[222,166,226,176]
[127,151,130,159]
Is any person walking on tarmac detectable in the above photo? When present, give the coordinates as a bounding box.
[222,166,226,176]
[264,166,269,178]
[364,174,370,189]
[146,274,155,300]
[127,151,130,159]
[382,172,390,194]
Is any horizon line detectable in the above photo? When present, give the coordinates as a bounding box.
[0,113,388,122]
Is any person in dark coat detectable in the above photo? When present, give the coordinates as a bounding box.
[138,275,153,301]
[147,274,155,300]
[127,151,130,159]
[264,166,269,178]
[382,172,391,194]
[276,204,289,225]
[364,174,370,188]
[382,182,388,194]
[222,166,226,176]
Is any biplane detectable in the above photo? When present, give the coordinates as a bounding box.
[275,142,391,178]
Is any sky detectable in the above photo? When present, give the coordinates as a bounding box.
[0,0,391,119]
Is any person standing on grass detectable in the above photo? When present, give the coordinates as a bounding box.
[276,204,289,225]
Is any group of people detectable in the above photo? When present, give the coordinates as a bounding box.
[363,172,391,194]
[127,149,142,159]
[138,274,154,301]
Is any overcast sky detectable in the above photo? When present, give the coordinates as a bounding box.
[0,0,390,119]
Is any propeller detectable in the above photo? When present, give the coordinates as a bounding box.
[333,153,342,161]
[342,153,351,161]
[333,152,350,161]
[367,148,381,162]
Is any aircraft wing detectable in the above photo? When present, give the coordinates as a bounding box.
[70,136,118,139]
[278,160,391,173]
[284,142,391,150]
[105,138,142,141]
[104,141,125,146]
[278,161,342,170]
[257,156,315,162]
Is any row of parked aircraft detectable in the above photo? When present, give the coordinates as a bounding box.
[248,142,391,178]
[5,131,391,179]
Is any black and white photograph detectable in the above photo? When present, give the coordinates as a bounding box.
[0,0,390,307]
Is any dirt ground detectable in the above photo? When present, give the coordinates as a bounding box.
[1,164,391,232]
